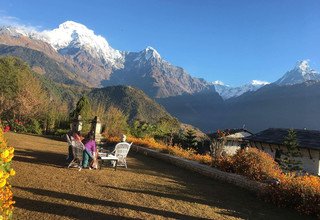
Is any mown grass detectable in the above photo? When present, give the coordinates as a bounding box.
[6,132,312,220]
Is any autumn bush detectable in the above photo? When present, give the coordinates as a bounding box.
[0,128,15,219]
[263,174,320,217]
[232,148,282,181]
[215,148,320,216]
[105,136,211,165]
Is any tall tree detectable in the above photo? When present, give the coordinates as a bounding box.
[280,129,302,173]
[70,95,93,133]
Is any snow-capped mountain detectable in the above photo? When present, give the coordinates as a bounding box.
[1,21,124,67]
[212,80,269,100]
[275,60,320,85]
[41,21,124,67]
[0,21,209,96]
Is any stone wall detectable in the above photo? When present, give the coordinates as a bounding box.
[131,145,266,193]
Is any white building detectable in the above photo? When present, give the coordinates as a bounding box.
[244,128,320,176]
[210,129,252,156]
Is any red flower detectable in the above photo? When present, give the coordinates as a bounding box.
[3,125,10,133]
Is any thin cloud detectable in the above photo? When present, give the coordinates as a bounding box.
[0,13,41,32]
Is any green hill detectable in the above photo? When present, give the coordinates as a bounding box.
[88,86,175,123]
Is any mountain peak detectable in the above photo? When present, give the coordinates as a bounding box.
[276,60,320,86]
[133,46,161,62]
[58,21,87,30]
[144,46,161,60]
[40,21,123,65]
[294,60,310,75]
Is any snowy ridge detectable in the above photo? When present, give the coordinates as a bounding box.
[0,21,124,66]
[212,80,269,100]
[41,21,123,65]
[133,46,161,62]
[276,60,320,85]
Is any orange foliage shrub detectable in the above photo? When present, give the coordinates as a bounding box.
[107,136,212,165]
[231,148,282,181]
[214,147,320,217]
[264,175,320,216]
[214,156,234,173]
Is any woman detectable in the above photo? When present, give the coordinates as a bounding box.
[81,133,96,169]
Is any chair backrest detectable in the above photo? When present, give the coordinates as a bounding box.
[66,134,72,145]
[114,142,132,159]
[71,141,84,160]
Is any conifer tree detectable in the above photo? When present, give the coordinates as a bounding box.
[280,129,302,173]
[184,129,198,150]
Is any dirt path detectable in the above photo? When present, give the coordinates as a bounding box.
[6,132,310,220]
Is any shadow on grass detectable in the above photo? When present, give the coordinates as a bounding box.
[15,196,135,220]
[15,186,209,220]
[14,148,66,168]
[124,152,310,220]
[100,184,212,207]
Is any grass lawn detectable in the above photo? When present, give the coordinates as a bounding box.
[6,132,313,220]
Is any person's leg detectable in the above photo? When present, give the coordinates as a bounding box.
[82,149,93,168]
[82,150,90,168]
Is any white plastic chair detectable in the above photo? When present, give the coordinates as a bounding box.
[111,142,132,168]
[98,142,132,170]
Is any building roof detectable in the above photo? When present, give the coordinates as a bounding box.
[244,128,320,150]
[208,129,252,139]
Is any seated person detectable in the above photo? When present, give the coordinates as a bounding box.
[81,133,96,169]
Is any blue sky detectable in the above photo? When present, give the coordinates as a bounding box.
[0,0,319,86]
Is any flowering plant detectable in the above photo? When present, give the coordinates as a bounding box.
[0,127,15,219]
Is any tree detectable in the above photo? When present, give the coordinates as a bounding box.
[130,120,156,138]
[184,129,198,150]
[154,117,180,145]
[103,106,129,138]
[279,129,302,173]
[0,57,48,125]
[70,96,93,132]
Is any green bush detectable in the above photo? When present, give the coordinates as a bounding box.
[25,119,42,134]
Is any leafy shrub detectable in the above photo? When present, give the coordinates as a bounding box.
[0,127,15,219]
[3,119,26,133]
[214,156,234,173]
[264,175,320,217]
[231,148,282,181]
[25,119,42,135]
[215,148,319,216]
